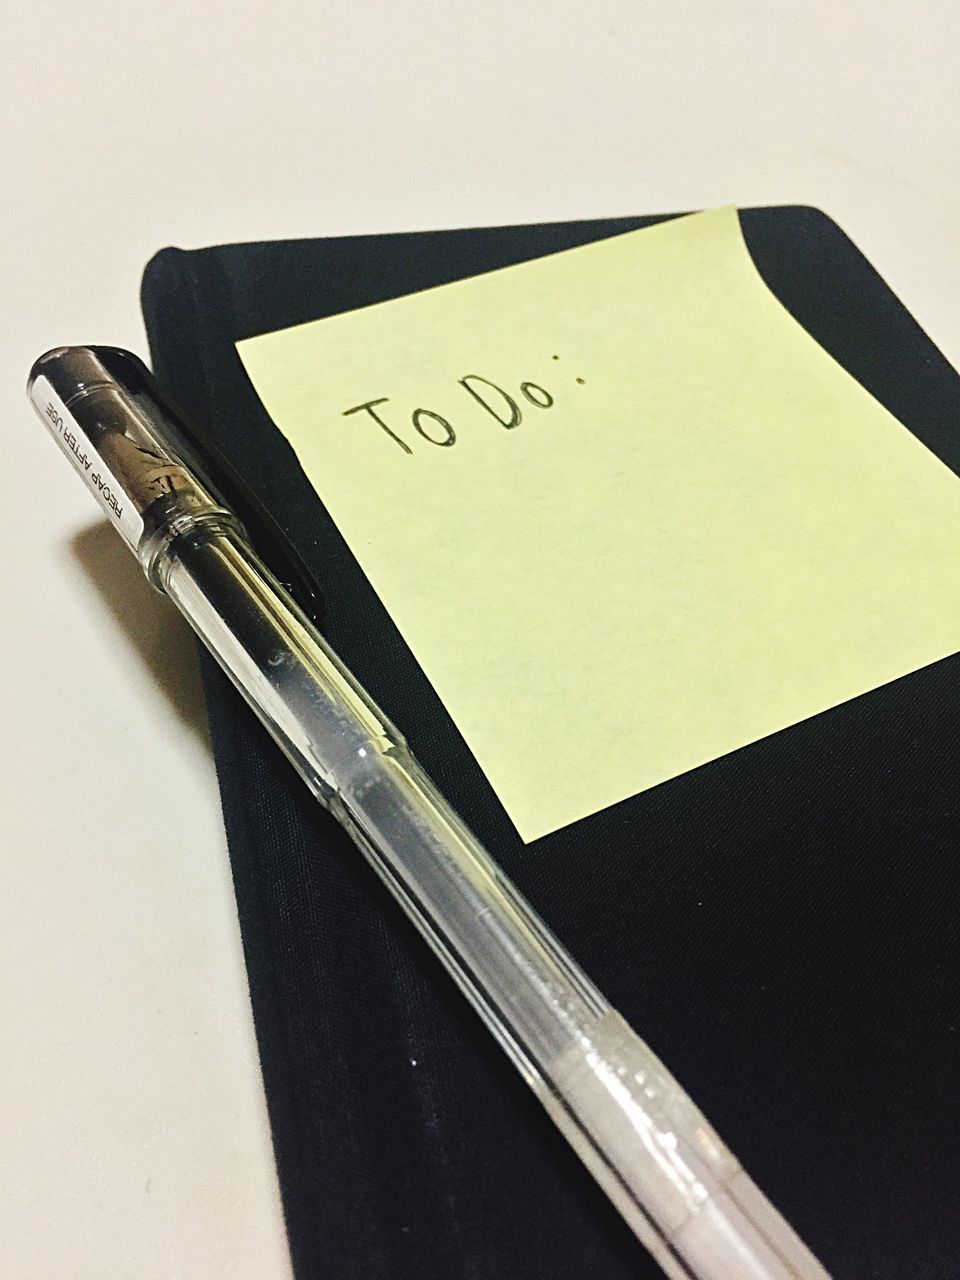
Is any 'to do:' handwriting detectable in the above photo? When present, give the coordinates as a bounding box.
[342,374,555,455]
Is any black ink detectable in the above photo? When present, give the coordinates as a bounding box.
[576,377,585,385]
[413,408,456,447]
[520,381,554,408]
[459,375,522,429]
[343,398,412,455]
[551,354,560,360]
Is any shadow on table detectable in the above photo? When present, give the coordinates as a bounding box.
[70,520,212,750]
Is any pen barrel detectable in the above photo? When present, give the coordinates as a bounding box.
[159,523,830,1280]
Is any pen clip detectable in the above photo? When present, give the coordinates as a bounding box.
[167,399,327,631]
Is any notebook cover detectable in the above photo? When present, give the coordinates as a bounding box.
[141,208,960,1280]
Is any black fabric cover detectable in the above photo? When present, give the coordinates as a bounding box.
[141,208,960,1280]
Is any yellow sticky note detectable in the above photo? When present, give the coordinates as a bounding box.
[237,208,960,843]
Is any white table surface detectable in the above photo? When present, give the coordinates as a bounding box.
[4,3,959,1275]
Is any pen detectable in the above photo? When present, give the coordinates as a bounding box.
[29,345,831,1280]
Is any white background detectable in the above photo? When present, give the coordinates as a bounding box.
[3,3,959,1275]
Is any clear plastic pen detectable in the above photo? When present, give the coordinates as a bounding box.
[29,345,832,1280]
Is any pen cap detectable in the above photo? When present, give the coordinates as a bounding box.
[28,346,325,625]
[28,345,233,574]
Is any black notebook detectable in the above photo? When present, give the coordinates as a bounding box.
[141,208,960,1280]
